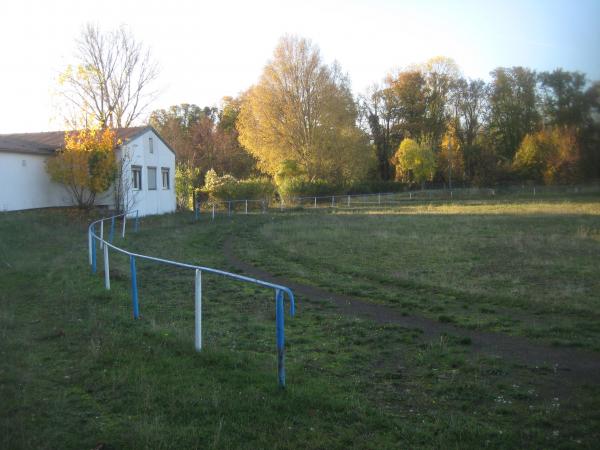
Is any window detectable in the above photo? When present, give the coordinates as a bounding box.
[132,166,142,190]
[147,167,157,190]
[161,167,170,189]
[149,137,154,153]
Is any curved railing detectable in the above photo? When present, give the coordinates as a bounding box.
[87,211,295,387]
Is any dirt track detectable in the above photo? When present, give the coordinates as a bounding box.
[223,238,600,388]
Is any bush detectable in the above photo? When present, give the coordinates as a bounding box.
[175,163,201,210]
[203,169,275,202]
[278,178,339,201]
[226,178,276,201]
[343,180,405,194]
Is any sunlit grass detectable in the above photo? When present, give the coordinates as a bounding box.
[235,196,600,349]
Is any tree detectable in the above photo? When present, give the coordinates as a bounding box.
[419,56,461,150]
[539,69,590,127]
[386,70,428,141]
[237,35,371,183]
[451,78,489,149]
[150,101,257,183]
[488,67,540,161]
[439,125,465,187]
[363,58,459,181]
[58,24,159,128]
[513,126,581,184]
[46,128,118,209]
[391,138,436,187]
[360,85,397,180]
[150,104,208,169]
[581,81,600,178]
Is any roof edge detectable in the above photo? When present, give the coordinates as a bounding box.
[121,126,177,157]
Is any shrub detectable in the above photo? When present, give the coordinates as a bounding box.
[226,178,276,201]
[203,169,275,202]
[175,163,201,210]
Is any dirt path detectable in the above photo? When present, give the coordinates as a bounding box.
[223,238,600,387]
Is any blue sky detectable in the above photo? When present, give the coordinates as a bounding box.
[0,0,598,132]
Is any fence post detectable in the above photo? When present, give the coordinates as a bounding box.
[88,228,93,265]
[275,289,285,388]
[135,210,139,232]
[122,215,127,238]
[533,187,536,197]
[194,202,199,221]
[347,195,350,207]
[91,231,97,274]
[228,201,231,217]
[212,204,215,220]
[280,199,284,211]
[331,196,335,207]
[195,269,202,351]
[314,197,317,209]
[103,244,110,290]
[130,255,140,319]
[409,192,412,200]
[99,220,104,249]
[245,200,248,214]
[110,216,115,242]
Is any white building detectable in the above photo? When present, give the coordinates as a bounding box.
[0,126,176,216]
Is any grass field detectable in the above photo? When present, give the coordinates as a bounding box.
[1,196,599,449]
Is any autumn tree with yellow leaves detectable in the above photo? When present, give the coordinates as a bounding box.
[46,128,119,209]
[392,138,436,187]
[237,36,372,184]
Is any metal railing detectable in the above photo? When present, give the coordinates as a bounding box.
[195,183,600,218]
[87,211,296,387]
[195,189,493,218]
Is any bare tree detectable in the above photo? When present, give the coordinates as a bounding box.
[58,24,159,129]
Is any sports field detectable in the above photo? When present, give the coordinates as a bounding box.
[1,196,599,449]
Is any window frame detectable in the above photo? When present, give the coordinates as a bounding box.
[132,165,142,191]
[147,166,157,191]
[161,167,170,190]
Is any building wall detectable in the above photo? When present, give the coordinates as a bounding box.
[120,129,176,217]
[0,128,176,216]
[0,152,73,211]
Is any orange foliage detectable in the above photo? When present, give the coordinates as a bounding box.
[46,128,120,209]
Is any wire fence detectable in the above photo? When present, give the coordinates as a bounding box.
[194,183,600,218]
[87,211,296,387]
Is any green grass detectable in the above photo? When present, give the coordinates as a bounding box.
[1,201,599,449]
[236,198,600,351]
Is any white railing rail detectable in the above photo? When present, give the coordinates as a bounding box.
[87,210,295,387]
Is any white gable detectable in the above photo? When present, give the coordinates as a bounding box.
[0,127,176,216]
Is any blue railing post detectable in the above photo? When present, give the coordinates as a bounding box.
[88,228,93,265]
[91,226,97,274]
[109,216,115,242]
[275,289,285,388]
[130,255,140,319]
[135,210,139,232]
[87,213,297,387]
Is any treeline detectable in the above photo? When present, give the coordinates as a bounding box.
[149,36,600,206]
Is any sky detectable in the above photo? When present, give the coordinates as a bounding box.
[1,0,599,133]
